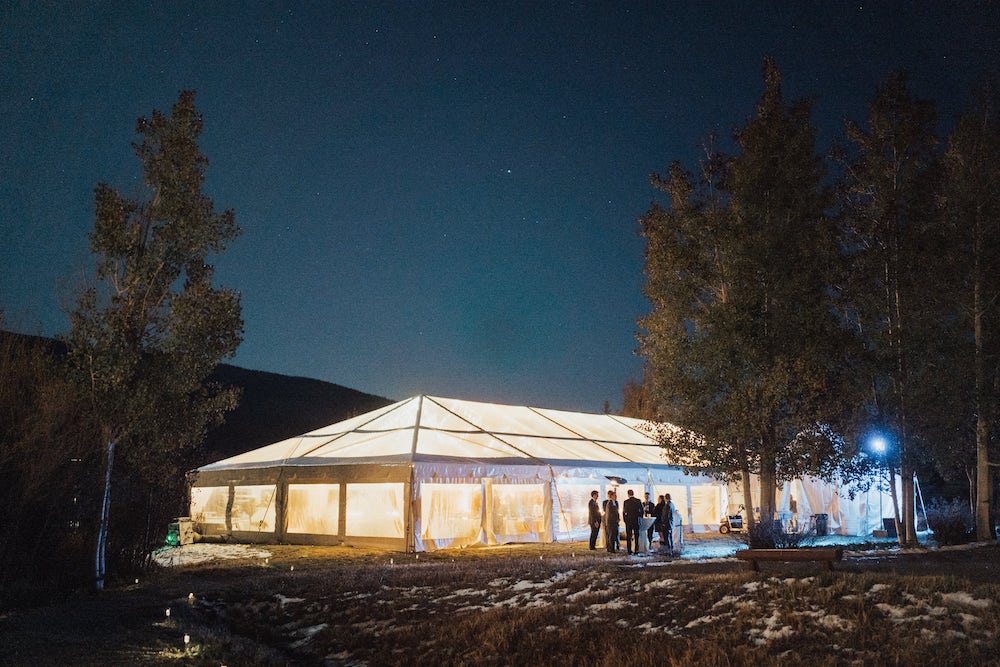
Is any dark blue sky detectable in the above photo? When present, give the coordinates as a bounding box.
[2,3,998,411]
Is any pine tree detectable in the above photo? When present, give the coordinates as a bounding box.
[640,60,854,526]
[942,82,1000,541]
[841,71,941,546]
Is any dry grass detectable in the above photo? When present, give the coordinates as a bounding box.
[1,539,999,666]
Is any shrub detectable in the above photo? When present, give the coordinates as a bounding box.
[925,498,974,546]
[746,518,811,549]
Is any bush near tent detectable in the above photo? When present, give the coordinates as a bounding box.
[925,498,975,545]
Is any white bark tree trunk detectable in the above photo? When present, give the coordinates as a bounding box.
[95,438,115,590]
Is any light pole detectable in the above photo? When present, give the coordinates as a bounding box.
[870,435,888,534]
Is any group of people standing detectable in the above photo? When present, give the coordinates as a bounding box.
[588,488,676,554]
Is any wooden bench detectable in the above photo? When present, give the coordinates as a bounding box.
[735,547,843,572]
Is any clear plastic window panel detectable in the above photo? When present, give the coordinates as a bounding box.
[230,485,277,532]
[190,486,228,526]
[420,483,483,540]
[617,483,647,504]
[555,484,598,533]
[490,483,546,536]
[345,483,405,538]
[286,483,340,535]
[689,484,721,527]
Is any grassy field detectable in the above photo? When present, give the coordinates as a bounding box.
[1,537,998,666]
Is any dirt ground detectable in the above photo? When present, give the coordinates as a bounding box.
[1,536,998,666]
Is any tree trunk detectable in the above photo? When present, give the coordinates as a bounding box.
[902,464,917,544]
[95,437,115,590]
[977,414,993,540]
[974,263,994,541]
[741,467,755,529]
[888,465,901,539]
[758,433,777,525]
[966,466,975,515]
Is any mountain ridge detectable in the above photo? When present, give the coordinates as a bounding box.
[0,329,394,464]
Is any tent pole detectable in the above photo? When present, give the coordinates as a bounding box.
[548,465,565,544]
[406,396,424,553]
[407,466,416,553]
[914,473,927,535]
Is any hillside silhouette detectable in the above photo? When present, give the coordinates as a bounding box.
[1,329,393,464]
[203,364,392,462]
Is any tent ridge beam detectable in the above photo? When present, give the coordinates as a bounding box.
[292,397,420,460]
[423,396,544,463]
[526,406,639,463]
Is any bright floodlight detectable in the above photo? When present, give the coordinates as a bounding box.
[870,435,887,454]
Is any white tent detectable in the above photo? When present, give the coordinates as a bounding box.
[190,395,903,550]
[189,395,724,551]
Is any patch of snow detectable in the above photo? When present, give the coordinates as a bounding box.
[957,612,981,631]
[875,603,910,620]
[940,592,991,609]
[289,623,328,649]
[152,543,272,567]
[712,595,741,608]
[643,578,679,589]
[522,596,553,608]
[742,581,768,592]
[438,588,481,600]
[685,614,721,629]
[588,599,637,612]
[867,583,890,596]
[565,586,596,601]
[753,609,795,644]
[921,628,967,641]
[275,594,305,608]
[816,614,854,632]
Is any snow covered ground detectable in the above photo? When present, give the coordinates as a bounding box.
[150,532,914,568]
[152,543,272,567]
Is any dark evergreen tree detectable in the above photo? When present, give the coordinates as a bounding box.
[640,60,857,525]
[941,81,1000,540]
[841,71,941,545]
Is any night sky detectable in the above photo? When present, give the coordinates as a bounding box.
[3,3,999,412]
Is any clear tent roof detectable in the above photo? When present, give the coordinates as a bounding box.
[198,395,681,471]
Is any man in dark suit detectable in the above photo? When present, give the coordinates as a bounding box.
[602,490,620,552]
[588,490,602,550]
[641,492,656,545]
[622,489,643,555]
[661,493,676,552]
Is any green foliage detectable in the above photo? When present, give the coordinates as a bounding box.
[0,329,99,594]
[841,71,944,454]
[744,519,812,549]
[639,60,861,514]
[65,91,243,576]
[638,67,1000,540]
[925,498,975,546]
[939,82,1000,539]
[840,71,965,544]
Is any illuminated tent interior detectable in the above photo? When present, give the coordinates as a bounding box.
[188,395,726,551]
